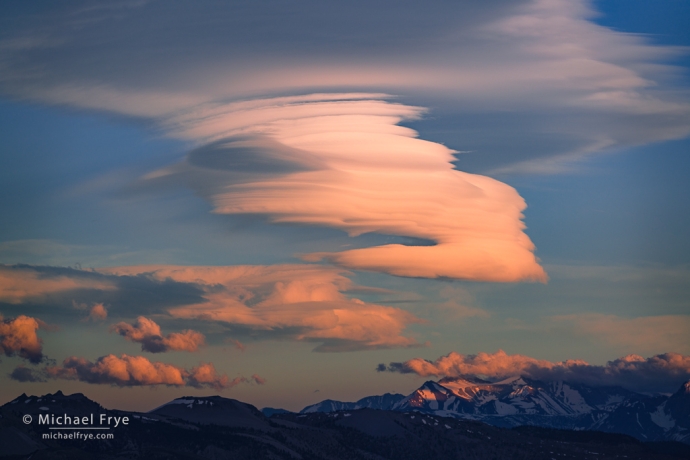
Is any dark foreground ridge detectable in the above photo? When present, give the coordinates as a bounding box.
[2,391,690,460]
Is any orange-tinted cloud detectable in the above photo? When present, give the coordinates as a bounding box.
[87,303,108,322]
[102,265,423,352]
[0,264,114,304]
[186,363,235,390]
[382,350,690,393]
[0,315,45,363]
[45,354,241,389]
[147,95,547,282]
[111,316,205,353]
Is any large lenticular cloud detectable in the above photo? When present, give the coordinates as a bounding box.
[148,94,546,282]
[383,350,690,393]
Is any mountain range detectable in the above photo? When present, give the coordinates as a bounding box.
[1,379,689,459]
[296,376,690,445]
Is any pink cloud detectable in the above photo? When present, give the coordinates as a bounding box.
[0,315,45,363]
[146,95,547,282]
[383,350,690,393]
[186,362,233,390]
[111,316,205,353]
[45,354,243,389]
[86,303,108,322]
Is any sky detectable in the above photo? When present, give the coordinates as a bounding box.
[1,0,689,412]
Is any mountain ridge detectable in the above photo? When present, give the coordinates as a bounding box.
[299,376,690,444]
[2,389,690,459]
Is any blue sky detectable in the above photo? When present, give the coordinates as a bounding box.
[0,0,689,411]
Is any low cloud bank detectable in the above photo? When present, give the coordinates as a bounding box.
[380,350,690,393]
[27,354,260,390]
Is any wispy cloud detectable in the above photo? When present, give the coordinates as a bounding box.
[1,0,687,173]
[382,350,690,393]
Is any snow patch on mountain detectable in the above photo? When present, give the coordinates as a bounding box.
[650,402,675,430]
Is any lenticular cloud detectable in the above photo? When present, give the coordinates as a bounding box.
[149,94,546,282]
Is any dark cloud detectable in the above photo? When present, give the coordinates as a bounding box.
[9,365,46,382]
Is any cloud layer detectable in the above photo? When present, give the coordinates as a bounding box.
[146,95,547,282]
[382,350,690,393]
[111,316,205,353]
[0,264,422,352]
[103,264,423,352]
[0,265,115,304]
[0,315,45,363]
